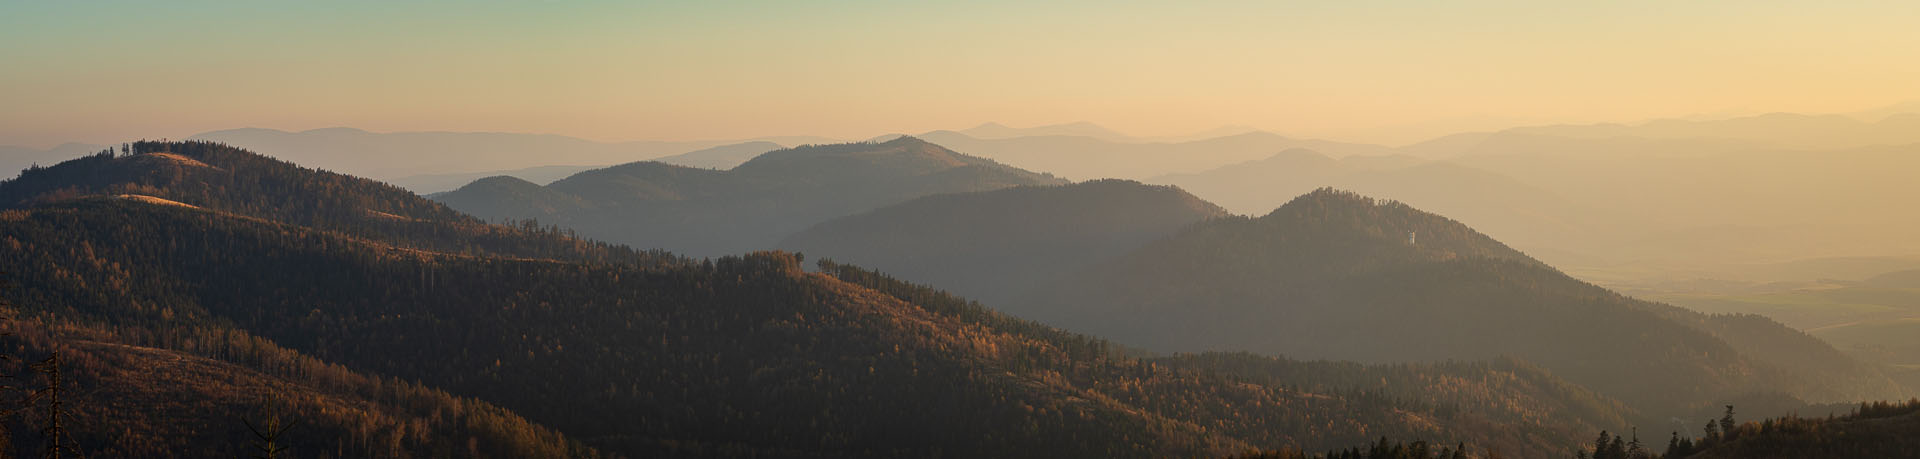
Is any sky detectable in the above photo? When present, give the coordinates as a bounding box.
[4,1,1919,147]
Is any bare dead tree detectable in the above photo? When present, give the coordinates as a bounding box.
[243,391,296,459]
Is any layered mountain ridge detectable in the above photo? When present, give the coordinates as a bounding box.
[0,140,1637,457]
[435,136,1066,257]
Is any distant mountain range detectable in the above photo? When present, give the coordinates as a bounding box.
[915,130,1395,181]
[434,136,1066,258]
[948,121,1262,143]
[383,141,785,193]
[954,121,1137,142]
[784,185,1908,424]
[646,140,785,170]
[401,125,1920,310]
[15,111,1920,285]
[187,127,839,180]
[1147,148,1602,256]
[385,164,606,194]
[0,142,106,180]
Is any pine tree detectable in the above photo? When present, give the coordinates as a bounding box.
[1626,426,1643,458]
[1592,431,1614,459]
[1719,405,1737,440]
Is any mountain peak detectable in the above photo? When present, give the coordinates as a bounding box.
[300,126,373,135]
[1273,187,1381,210]
[441,137,1061,258]
[880,134,935,146]
[733,137,979,175]
[461,174,543,190]
[1255,188,1541,267]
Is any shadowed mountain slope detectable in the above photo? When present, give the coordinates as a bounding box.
[780,179,1228,304]
[1013,189,1908,419]
[0,317,594,458]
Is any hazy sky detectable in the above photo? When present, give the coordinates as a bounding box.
[4,1,1918,147]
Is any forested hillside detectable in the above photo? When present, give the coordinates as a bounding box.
[0,314,594,458]
[818,261,1634,456]
[0,141,677,266]
[434,136,1065,257]
[0,141,1629,457]
[1667,399,1920,458]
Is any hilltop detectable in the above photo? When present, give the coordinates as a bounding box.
[434,136,1065,257]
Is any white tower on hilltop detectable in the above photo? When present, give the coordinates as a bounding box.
[1408,230,1417,245]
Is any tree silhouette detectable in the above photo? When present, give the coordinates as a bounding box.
[1718,405,1737,440]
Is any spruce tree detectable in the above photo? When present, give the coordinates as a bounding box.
[1719,405,1737,439]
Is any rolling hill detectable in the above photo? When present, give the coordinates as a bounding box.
[0,316,594,458]
[1009,189,1908,419]
[780,179,1229,305]
[385,164,606,194]
[646,140,783,170]
[1147,148,1604,256]
[434,136,1067,258]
